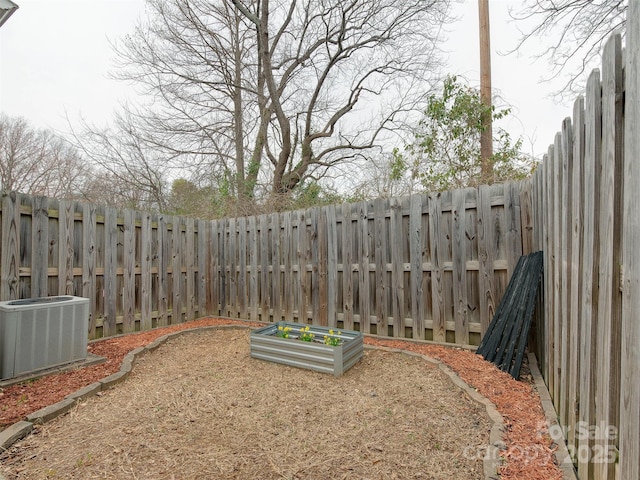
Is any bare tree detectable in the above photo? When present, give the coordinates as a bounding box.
[71,110,173,212]
[0,114,92,198]
[510,0,627,97]
[91,0,451,211]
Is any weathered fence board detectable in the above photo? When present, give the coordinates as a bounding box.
[567,96,584,457]
[326,205,338,328]
[559,119,572,433]
[58,199,75,296]
[410,194,424,340]
[31,195,48,298]
[620,2,640,478]
[123,209,135,333]
[429,193,445,342]
[576,69,602,480]
[141,212,152,331]
[341,203,353,330]
[103,207,117,336]
[594,33,624,480]
[171,216,182,325]
[374,197,389,335]
[281,212,293,322]
[157,214,169,327]
[82,203,97,336]
[245,215,255,321]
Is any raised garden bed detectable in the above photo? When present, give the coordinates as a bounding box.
[250,322,363,377]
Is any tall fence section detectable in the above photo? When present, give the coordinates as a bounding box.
[0,183,522,345]
[518,5,640,477]
[1,4,640,478]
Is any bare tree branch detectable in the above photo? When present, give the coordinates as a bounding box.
[509,0,627,98]
[75,0,452,212]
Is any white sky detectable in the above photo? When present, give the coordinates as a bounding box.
[0,0,584,159]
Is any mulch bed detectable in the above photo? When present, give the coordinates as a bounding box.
[0,318,562,479]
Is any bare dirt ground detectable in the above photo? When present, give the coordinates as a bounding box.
[1,329,490,480]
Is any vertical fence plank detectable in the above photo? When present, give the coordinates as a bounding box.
[567,97,585,455]
[210,220,221,316]
[326,205,338,328]
[578,68,603,480]
[358,201,371,333]
[374,198,389,336]
[429,193,445,342]
[452,189,468,344]
[227,217,237,319]
[248,215,258,322]
[282,211,293,322]
[219,219,227,315]
[186,218,196,321]
[297,211,308,323]
[123,209,136,333]
[532,168,545,364]
[197,219,208,319]
[315,209,327,326]
[271,213,282,322]
[544,146,556,400]
[58,199,74,295]
[172,217,183,324]
[259,214,270,321]
[620,2,640,477]
[310,208,320,323]
[552,134,564,420]
[477,185,496,336]
[141,211,152,330]
[237,216,247,320]
[103,207,118,336]
[82,203,97,338]
[341,203,353,330]
[505,182,523,278]
[157,214,169,327]
[519,180,534,255]
[1,192,20,300]
[390,197,404,337]
[31,196,48,297]
[559,122,572,432]
[410,195,424,339]
[594,33,623,480]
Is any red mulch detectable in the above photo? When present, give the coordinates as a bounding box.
[0,318,562,480]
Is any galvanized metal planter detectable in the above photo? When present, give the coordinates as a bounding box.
[250,322,363,377]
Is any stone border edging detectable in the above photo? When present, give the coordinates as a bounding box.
[364,345,504,480]
[527,352,577,480]
[1,325,503,480]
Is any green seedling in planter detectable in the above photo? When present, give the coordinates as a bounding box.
[276,325,293,338]
[299,325,315,342]
[324,329,342,346]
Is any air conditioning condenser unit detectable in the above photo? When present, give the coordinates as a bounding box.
[0,296,89,380]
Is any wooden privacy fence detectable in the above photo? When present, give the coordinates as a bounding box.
[520,7,640,478]
[217,184,522,345]
[0,182,523,346]
[0,193,214,339]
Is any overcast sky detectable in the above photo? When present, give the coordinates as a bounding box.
[0,0,585,158]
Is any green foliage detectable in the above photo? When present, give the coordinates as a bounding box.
[323,329,342,346]
[298,325,315,342]
[276,325,293,338]
[167,178,228,219]
[288,181,343,210]
[396,76,534,192]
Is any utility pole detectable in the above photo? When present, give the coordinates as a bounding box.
[478,0,493,183]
